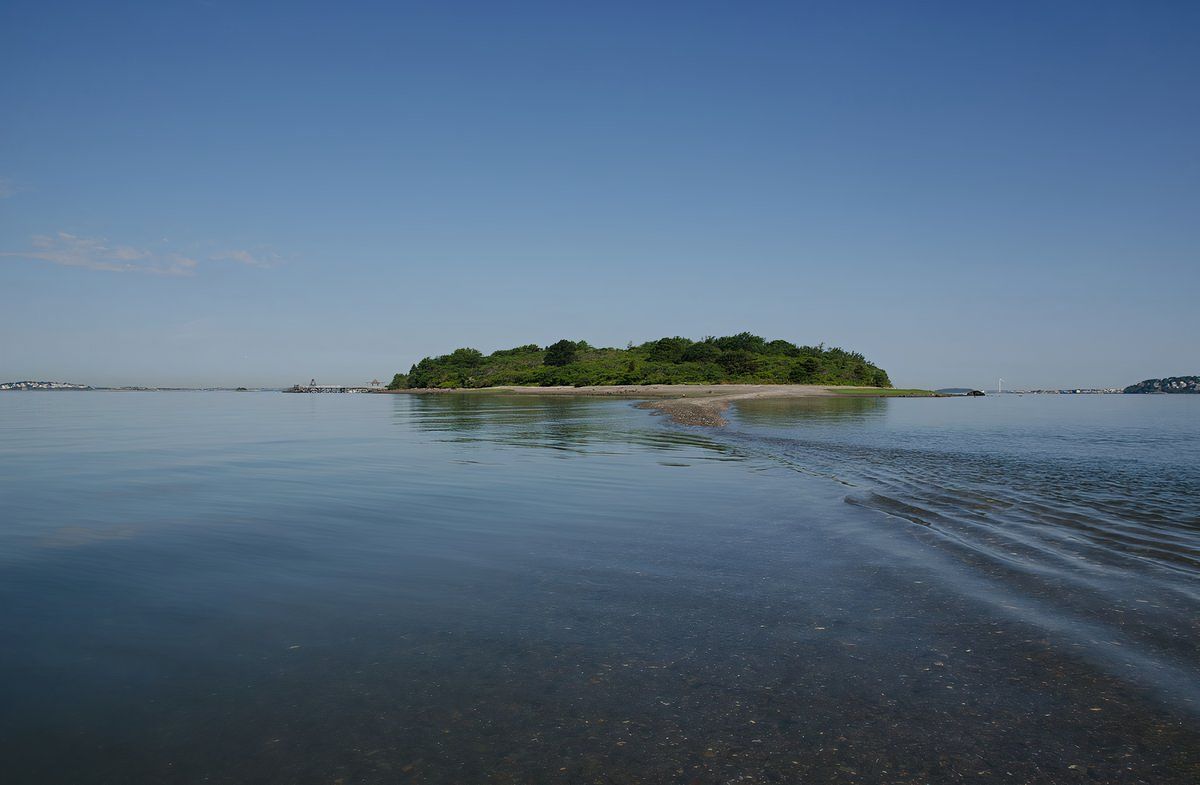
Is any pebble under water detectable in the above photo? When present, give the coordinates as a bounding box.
[0,391,1197,783]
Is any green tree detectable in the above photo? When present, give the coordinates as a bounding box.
[544,339,578,367]
[718,349,759,375]
[765,339,801,356]
[714,332,767,354]
[406,361,433,388]
[392,333,891,390]
[492,344,541,357]
[681,342,720,362]
[788,357,820,383]
[647,336,692,362]
[446,347,484,367]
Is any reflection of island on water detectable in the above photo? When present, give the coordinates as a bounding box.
[397,393,737,459]
[729,394,887,426]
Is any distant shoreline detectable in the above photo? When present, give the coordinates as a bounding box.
[379,384,945,426]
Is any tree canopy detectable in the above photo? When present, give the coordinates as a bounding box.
[388,333,892,390]
[543,339,578,367]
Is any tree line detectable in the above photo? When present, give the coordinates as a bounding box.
[389,332,891,390]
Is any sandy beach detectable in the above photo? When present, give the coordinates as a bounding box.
[381,384,927,426]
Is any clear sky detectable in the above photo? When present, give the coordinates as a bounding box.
[1,1,1196,389]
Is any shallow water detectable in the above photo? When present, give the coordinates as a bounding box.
[1,392,1197,783]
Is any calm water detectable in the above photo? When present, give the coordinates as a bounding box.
[1,392,1197,784]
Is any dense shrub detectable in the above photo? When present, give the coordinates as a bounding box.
[766,339,802,356]
[544,339,578,367]
[446,347,484,367]
[717,349,760,375]
[713,332,767,354]
[392,333,890,389]
[646,336,693,363]
[491,344,542,357]
[681,341,721,362]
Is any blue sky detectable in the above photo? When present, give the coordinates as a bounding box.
[1,1,1196,389]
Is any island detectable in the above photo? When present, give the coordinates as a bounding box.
[384,333,941,425]
[1123,376,1200,394]
[390,333,893,390]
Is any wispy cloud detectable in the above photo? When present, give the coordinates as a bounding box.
[210,249,282,268]
[2,233,282,276]
[0,177,17,199]
[1,233,197,275]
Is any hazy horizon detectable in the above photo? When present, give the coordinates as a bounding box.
[0,326,1180,392]
[3,1,1197,390]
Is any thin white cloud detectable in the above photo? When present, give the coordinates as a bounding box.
[210,249,281,268]
[0,233,195,276]
[2,233,279,276]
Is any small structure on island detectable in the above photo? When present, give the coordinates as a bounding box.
[370,379,381,387]
[284,379,373,393]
